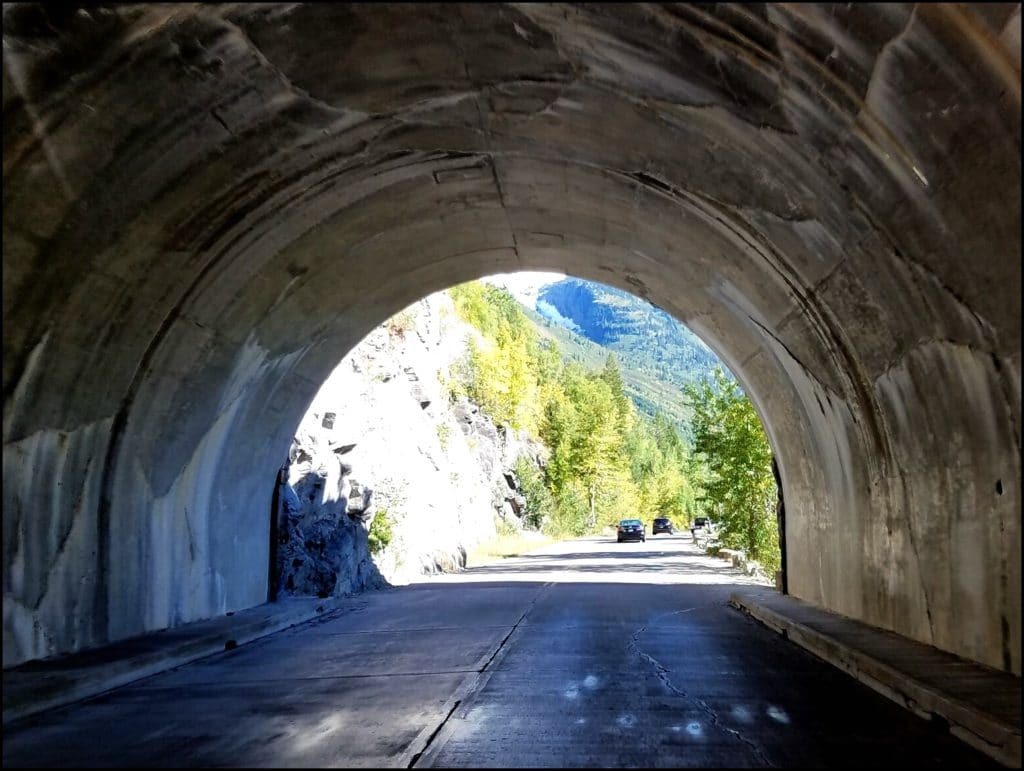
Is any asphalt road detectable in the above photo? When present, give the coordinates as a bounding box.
[2,534,998,767]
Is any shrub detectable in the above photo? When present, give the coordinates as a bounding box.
[368,508,394,554]
[436,422,452,450]
[385,310,416,339]
[514,455,555,530]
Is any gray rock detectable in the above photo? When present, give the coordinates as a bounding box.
[273,292,547,599]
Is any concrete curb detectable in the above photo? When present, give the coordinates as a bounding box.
[707,545,769,582]
[731,590,1022,768]
[3,597,352,725]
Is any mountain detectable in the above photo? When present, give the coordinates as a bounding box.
[531,278,728,431]
[482,271,566,308]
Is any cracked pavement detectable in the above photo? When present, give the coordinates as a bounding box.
[415,535,997,768]
[3,535,999,768]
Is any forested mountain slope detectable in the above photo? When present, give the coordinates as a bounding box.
[531,278,727,430]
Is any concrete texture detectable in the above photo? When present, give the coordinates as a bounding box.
[731,588,1022,766]
[2,596,346,724]
[2,535,1002,767]
[2,3,1020,681]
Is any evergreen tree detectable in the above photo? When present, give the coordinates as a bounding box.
[600,354,632,432]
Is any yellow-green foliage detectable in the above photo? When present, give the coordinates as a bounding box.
[540,360,639,533]
[684,367,780,574]
[448,280,715,541]
[436,422,452,450]
[368,508,394,554]
[450,282,548,435]
[385,310,416,339]
[514,455,555,530]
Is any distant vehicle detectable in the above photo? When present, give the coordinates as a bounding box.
[617,519,646,543]
[651,517,674,535]
[690,517,714,539]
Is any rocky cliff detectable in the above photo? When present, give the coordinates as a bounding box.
[271,291,545,599]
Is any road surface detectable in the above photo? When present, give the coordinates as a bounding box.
[2,533,996,767]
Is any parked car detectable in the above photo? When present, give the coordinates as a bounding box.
[651,517,674,535]
[690,517,715,539]
[616,518,646,543]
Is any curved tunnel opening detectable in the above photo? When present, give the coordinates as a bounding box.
[2,4,1018,677]
[266,271,784,605]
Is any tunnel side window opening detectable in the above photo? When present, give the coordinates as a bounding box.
[269,272,782,601]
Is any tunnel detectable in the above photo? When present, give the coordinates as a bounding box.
[2,3,1020,676]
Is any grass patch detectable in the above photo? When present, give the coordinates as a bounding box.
[465,529,555,567]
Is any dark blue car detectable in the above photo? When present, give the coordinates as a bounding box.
[652,517,674,535]
[616,518,645,543]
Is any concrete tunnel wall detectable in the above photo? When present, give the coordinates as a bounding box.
[2,4,1020,672]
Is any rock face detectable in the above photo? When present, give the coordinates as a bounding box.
[271,291,544,597]
[271,444,385,599]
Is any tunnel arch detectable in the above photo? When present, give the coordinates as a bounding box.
[2,3,1019,673]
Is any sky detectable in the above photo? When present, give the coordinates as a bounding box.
[480,270,565,308]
